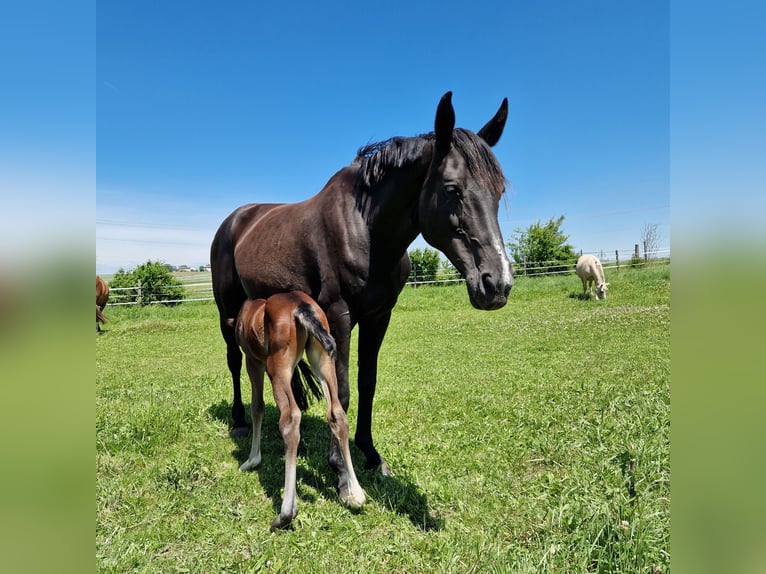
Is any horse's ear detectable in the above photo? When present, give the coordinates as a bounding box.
[477,97,508,147]
[434,91,455,155]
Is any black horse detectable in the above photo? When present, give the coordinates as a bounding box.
[211,92,513,489]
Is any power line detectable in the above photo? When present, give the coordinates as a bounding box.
[96,219,204,231]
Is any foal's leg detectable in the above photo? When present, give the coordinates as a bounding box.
[239,357,265,471]
[307,342,365,509]
[325,301,354,487]
[269,362,302,531]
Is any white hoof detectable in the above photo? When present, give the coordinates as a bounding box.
[342,487,366,509]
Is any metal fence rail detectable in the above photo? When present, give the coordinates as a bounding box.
[105,249,670,305]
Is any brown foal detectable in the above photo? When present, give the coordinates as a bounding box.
[231,291,365,530]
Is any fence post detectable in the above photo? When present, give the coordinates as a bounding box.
[137,279,143,306]
[634,244,640,260]
[643,239,649,261]
[615,249,620,271]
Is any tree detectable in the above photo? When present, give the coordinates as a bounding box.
[408,247,441,284]
[506,215,576,275]
[641,223,662,260]
[109,260,186,305]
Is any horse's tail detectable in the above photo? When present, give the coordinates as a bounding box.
[289,302,336,411]
[294,303,337,359]
[291,361,324,411]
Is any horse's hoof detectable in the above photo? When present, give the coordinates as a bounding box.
[230,426,250,438]
[239,456,261,471]
[342,491,366,510]
[363,454,392,476]
[339,484,366,509]
[270,514,295,531]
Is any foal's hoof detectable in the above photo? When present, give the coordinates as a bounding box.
[230,426,250,438]
[340,488,366,510]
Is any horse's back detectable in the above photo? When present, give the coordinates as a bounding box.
[212,203,283,266]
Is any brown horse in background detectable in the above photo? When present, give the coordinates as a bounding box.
[97,275,109,332]
[230,291,365,530]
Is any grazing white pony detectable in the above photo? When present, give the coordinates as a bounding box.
[576,254,609,300]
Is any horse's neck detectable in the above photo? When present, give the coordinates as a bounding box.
[362,159,430,259]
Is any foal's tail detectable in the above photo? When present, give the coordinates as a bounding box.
[294,303,337,359]
[289,302,336,411]
[291,361,323,411]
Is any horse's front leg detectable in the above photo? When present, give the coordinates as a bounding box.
[356,312,393,475]
[239,357,265,471]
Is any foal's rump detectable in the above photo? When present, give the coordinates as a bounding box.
[233,292,335,410]
[265,292,336,409]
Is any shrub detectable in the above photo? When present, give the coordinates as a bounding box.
[108,260,186,305]
[408,248,441,284]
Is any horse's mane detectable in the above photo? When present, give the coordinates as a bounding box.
[354,128,507,199]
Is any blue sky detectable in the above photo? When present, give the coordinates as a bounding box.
[96,1,670,273]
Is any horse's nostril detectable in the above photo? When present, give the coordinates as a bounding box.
[481,273,496,295]
[482,272,512,300]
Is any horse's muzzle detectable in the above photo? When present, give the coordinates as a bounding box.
[467,272,512,311]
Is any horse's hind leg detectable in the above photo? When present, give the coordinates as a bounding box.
[218,305,250,437]
[307,341,366,509]
[269,364,302,531]
[229,352,248,435]
[223,325,249,436]
[239,357,265,471]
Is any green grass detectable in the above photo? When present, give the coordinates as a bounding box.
[97,264,669,573]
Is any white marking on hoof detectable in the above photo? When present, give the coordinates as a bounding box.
[342,488,366,509]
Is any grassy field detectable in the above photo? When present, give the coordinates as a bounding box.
[96,264,669,573]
